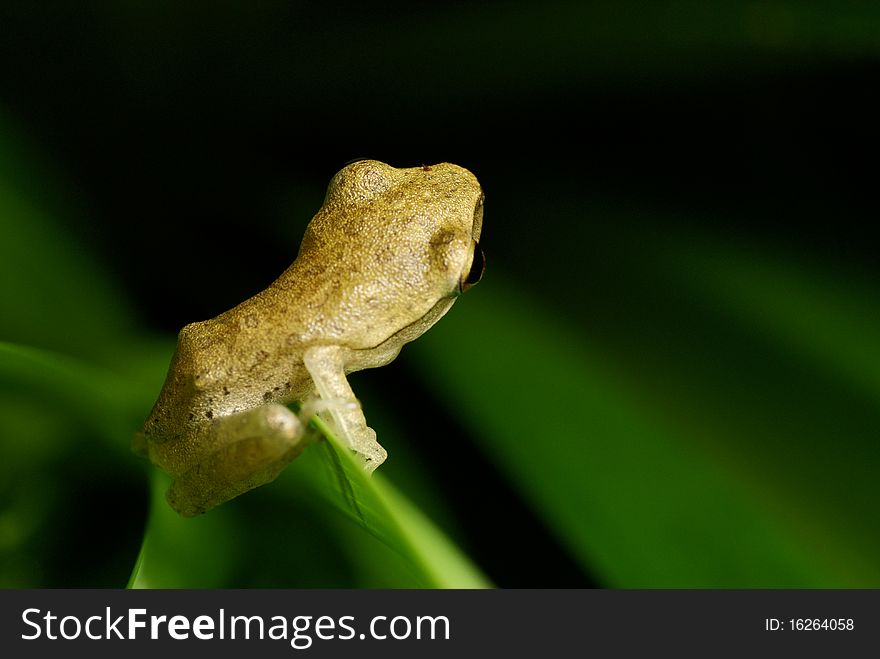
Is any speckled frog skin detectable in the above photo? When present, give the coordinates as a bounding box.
[136,160,485,516]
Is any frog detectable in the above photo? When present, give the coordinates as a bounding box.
[134,159,485,516]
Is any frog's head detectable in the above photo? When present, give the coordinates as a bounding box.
[305,159,485,350]
[324,158,484,290]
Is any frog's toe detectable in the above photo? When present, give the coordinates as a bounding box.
[352,427,387,474]
[263,402,300,441]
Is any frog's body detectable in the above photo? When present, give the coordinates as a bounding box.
[137,160,484,516]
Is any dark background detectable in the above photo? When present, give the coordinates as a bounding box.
[3,1,877,328]
[2,1,878,588]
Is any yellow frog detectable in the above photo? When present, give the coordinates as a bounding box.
[135,160,485,516]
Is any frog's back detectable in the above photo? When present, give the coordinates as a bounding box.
[255,160,482,353]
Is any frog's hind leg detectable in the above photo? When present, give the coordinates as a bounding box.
[167,403,306,517]
[302,345,387,472]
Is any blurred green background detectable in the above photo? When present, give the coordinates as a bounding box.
[2,1,879,588]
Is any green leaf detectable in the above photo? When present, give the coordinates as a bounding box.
[130,416,490,589]
[292,417,490,588]
[655,238,880,401]
[410,275,880,587]
[0,341,149,451]
[0,341,153,586]
[128,470,240,589]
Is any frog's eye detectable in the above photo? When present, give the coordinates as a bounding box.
[460,241,485,293]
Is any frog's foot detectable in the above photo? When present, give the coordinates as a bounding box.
[167,403,306,517]
[348,425,387,474]
[300,395,387,473]
[302,346,388,473]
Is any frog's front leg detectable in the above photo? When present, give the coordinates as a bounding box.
[167,403,306,517]
[302,345,387,472]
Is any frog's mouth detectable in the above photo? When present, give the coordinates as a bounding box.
[385,295,457,347]
[354,295,457,368]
